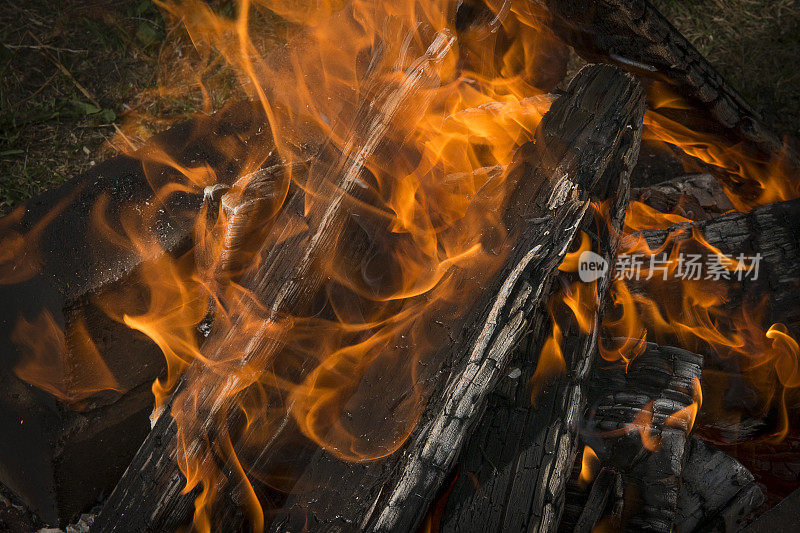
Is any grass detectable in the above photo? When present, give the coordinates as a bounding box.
[652,0,800,139]
[1,0,798,215]
[0,0,165,213]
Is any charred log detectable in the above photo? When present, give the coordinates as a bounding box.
[677,437,764,533]
[582,343,703,532]
[435,66,642,532]
[91,64,644,533]
[631,197,800,446]
[543,0,800,178]
[573,467,621,533]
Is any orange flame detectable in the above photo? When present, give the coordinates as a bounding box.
[579,445,600,488]
[644,82,799,211]
[67,0,566,527]
[5,0,800,528]
[12,310,121,406]
[665,376,703,434]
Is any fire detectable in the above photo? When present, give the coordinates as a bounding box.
[624,200,691,232]
[12,310,121,406]
[579,445,599,488]
[67,0,564,528]
[643,82,799,211]
[0,186,83,285]
[665,376,704,434]
[3,0,800,529]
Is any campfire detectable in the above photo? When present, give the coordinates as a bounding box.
[1,1,798,532]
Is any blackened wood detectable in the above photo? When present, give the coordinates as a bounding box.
[438,72,642,533]
[635,197,800,341]
[93,65,643,533]
[543,0,800,176]
[743,486,799,533]
[631,197,800,446]
[270,65,643,533]
[557,447,623,533]
[90,31,462,533]
[585,343,703,532]
[677,437,764,533]
[631,173,735,222]
[0,101,270,527]
[573,468,618,533]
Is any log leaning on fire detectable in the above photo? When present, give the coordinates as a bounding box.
[438,78,641,532]
[543,0,800,182]
[90,64,644,532]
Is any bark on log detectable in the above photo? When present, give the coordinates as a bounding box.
[91,65,644,532]
[436,76,642,533]
[677,437,764,533]
[542,0,800,175]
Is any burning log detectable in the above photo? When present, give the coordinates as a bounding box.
[631,196,800,445]
[0,101,270,526]
[90,64,644,532]
[634,196,800,327]
[543,0,800,174]
[676,437,764,532]
[583,342,703,532]
[284,64,642,533]
[436,189,631,531]
[378,63,643,532]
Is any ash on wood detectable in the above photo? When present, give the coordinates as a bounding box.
[90,64,644,532]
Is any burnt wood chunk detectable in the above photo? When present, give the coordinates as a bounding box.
[91,65,644,533]
[743,486,800,533]
[631,173,735,222]
[584,343,704,532]
[573,468,621,533]
[635,197,800,341]
[0,102,270,526]
[432,65,642,533]
[631,197,800,448]
[678,437,764,533]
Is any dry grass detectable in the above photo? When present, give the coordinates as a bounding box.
[1,0,798,214]
[0,0,284,215]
